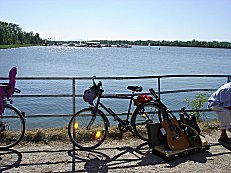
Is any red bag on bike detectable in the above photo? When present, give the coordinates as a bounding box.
[134,94,153,105]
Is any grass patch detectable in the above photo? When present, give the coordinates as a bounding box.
[20,126,138,145]
[23,127,69,144]
[199,120,220,132]
[1,120,220,145]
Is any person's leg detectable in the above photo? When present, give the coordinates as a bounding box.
[212,105,231,142]
[221,129,228,138]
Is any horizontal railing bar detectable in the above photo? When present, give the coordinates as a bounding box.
[11,88,216,98]
[25,114,73,118]
[101,88,216,99]
[159,88,216,94]
[170,109,212,113]
[0,74,230,80]
[13,94,75,98]
[23,108,213,118]
[155,74,230,78]
[24,112,130,118]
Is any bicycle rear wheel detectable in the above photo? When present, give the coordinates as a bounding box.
[131,102,161,141]
[68,108,109,151]
[0,104,25,150]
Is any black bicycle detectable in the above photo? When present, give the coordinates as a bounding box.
[68,78,160,150]
[0,67,25,150]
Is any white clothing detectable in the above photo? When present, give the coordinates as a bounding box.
[211,104,231,129]
[208,82,231,129]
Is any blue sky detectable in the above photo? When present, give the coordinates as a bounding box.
[1,0,231,41]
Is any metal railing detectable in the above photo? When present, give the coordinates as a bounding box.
[1,74,231,118]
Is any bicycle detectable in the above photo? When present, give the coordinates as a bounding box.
[68,77,160,150]
[0,67,25,150]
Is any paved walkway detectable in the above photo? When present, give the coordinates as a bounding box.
[1,130,231,173]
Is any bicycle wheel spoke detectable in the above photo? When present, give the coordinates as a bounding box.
[0,105,25,150]
[68,108,108,150]
[131,103,161,141]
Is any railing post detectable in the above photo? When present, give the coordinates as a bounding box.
[72,78,76,172]
[72,78,76,115]
[157,77,161,99]
[227,75,231,83]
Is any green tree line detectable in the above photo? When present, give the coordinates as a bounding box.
[95,39,231,49]
[0,21,43,45]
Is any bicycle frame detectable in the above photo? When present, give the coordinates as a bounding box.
[93,86,136,128]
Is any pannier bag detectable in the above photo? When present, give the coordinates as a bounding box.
[134,94,153,105]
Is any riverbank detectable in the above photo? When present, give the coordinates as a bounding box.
[8,120,219,145]
[0,44,41,49]
[1,128,231,173]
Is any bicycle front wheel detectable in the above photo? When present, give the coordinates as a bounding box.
[0,104,25,150]
[68,108,109,151]
[131,102,161,141]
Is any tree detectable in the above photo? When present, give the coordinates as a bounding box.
[0,21,43,45]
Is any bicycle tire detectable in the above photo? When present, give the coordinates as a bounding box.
[68,108,109,151]
[0,104,25,150]
[131,102,161,141]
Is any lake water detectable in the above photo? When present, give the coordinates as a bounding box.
[1,46,231,129]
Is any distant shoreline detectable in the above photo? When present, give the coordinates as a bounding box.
[2,39,231,49]
[0,44,41,49]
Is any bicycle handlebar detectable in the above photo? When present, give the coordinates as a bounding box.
[91,76,104,94]
[149,88,159,99]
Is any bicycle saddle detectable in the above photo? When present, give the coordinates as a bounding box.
[127,86,143,92]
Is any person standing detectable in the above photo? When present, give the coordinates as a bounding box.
[208,82,231,144]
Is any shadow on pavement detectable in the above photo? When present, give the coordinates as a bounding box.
[69,141,213,173]
[0,149,22,172]
[2,141,231,172]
